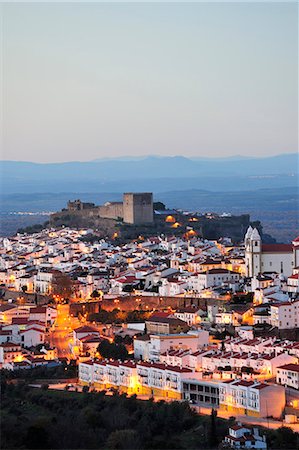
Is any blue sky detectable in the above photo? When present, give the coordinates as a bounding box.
[1,2,298,162]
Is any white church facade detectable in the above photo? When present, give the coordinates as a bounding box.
[245,227,299,278]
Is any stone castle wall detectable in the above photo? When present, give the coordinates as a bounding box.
[123,193,154,224]
[98,202,124,220]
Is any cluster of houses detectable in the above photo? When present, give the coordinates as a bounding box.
[79,353,286,419]
[0,227,298,305]
[76,311,298,420]
[0,304,58,369]
[1,226,299,431]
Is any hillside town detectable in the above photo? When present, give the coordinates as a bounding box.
[1,221,299,444]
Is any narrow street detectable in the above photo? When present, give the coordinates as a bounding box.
[50,304,80,359]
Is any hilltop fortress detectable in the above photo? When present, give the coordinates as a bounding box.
[67,192,154,225]
[48,192,258,243]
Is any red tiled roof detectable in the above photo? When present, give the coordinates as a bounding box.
[252,383,268,390]
[80,335,103,343]
[81,360,94,366]
[150,312,172,319]
[30,307,47,313]
[11,318,29,325]
[74,326,99,333]
[20,328,45,334]
[0,342,20,348]
[277,363,299,373]
[120,361,137,368]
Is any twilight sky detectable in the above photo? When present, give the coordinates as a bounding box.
[1,2,298,162]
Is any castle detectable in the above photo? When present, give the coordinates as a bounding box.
[67,192,153,225]
[245,226,299,277]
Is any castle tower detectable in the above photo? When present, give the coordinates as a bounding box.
[245,227,261,277]
[123,193,153,225]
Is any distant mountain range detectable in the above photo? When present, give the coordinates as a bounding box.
[1,186,298,242]
[1,153,298,194]
[1,153,297,241]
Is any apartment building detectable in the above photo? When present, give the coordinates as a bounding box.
[219,379,285,418]
[276,363,299,390]
[174,307,203,326]
[201,350,296,377]
[182,378,220,408]
[0,342,23,365]
[78,359,199,400]
[134,332,207,362]
[197,269,240,291]
[270,300,299,330]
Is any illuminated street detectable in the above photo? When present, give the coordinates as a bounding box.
[50,304,80,359]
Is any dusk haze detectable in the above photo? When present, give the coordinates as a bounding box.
[2,2,298,162]
[1,3,299,450]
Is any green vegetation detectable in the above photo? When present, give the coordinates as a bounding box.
[87,309,150,324]
[0,362,77,382]
[153,201,166,211]
[1,382,230,449]
[51,271,74,301]
[1,381,298,449]
[97,340,129,361]
[17,221,49,234]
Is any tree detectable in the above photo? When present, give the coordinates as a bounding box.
[106,429,141,449]
[91,289,100,299]
[122,284,134,293]
[51,271,74,301]
[97,340,128,361]
[21,285,28,293]
[114,335,123,344]
[209,408,218,448]
[266,427,298,449]
[88,309,117,324]
[24,425,49,449]
[153,201,166,211]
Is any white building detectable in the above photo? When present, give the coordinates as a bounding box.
[197,269,240,291]
[158,279,188,297]
[29,306,57,325]
[134,332,207,362]
[78,358,200,399]
[245,227,296,278]
[270,299,299,330]
[20,327,45,348]
[0,342,23,365]
[219,379,285,418]
[224,424,267,449]
[33,271,53,294]
[174,307,203,326]
[276,364,299,390]
[287,274,299,295]
[133,334,150,360]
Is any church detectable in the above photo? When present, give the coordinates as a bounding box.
[245,226,299,278]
